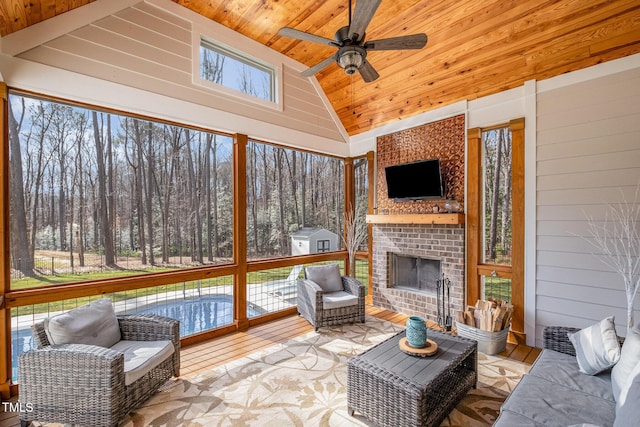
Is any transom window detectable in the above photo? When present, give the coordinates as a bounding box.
[199,38,276,103]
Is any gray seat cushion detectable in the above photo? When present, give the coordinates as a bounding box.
[500,374,616,427]
[494,409,546,426]
[110,340,175,386]
[529,349,615,401]
[322,290,358,309]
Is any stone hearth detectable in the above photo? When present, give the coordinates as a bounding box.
[371,223,465,324]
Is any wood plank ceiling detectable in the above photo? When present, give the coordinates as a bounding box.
[1,0,639,136]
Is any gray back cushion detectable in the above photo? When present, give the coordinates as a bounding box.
[305,264,343,293]
[612,326,640,401]
[44,298,121,348]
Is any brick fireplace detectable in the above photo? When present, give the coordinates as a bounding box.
[371,223,465,324]
[370,114,466,325]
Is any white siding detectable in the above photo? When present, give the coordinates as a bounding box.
[13,0,346,145]
[535,67,640,345]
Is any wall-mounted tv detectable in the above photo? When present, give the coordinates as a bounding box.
[385,158,444,201]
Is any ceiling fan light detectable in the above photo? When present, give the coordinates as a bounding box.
[338,47,364,75]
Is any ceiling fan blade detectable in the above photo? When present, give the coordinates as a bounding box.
[358,60,379,83]
[349,0,382,42]
[364,33,428,51]
[301,54,338,77]
[278,27,336,46]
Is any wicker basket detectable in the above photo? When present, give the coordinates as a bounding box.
[455,321,509,355]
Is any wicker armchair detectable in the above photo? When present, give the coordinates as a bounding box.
[19,313,180,427]
[543,325,625,356]
[297,264,365,331]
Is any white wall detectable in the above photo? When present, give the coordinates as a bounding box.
[534,64,640,345]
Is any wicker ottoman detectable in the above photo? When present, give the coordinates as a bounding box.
[347,328,477,427]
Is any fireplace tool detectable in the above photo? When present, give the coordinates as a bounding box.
[436,274,452,331]
[445,277,452,331]
[436,277,442,327]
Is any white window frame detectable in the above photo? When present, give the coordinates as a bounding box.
[193,35,283,111]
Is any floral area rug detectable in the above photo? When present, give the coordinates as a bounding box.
[123,316,530,427]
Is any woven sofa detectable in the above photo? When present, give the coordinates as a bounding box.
[18,299,180,427]
[494,323,639,427]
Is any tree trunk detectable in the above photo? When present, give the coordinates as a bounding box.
[301,153,308,227]
[489,129,504,261]
[212,136,219,258]
[8,98,32,275]
[133,121,147,265]
[500,136,512,256]
[249,142,259,256]
[92,111,116,267]
[205,132,213,261]
[146,122,155,266]
[76,125,85,267]
[107,115,116,262]
[276,150,287,255]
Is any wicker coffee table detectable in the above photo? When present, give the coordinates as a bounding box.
[347,328,477,427]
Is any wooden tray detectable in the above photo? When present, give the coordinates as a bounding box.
[399,337,438,357]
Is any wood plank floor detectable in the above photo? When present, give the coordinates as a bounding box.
[0,305,541,426]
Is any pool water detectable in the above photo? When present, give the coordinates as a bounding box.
[12,295,261,379]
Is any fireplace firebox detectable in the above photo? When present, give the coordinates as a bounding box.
[389,253,441,294]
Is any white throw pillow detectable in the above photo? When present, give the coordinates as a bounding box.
[612,326,640,401]
[614,361,640,427]
[305,264,343,293]
[568,316,621,375]
[44,298,121,348]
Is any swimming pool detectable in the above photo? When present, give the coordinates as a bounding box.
[11,295,263,379]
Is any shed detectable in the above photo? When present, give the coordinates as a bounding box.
[290,227,339,256]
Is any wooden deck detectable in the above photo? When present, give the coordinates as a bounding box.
[0,305,541,426]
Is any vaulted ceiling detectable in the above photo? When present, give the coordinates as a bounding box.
[1,0,639,136]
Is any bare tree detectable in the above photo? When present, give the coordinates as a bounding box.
[584,187,640,330]
[8,97,31,274]
[488,128,504,261]
[342,203,367,276]
[92,111,116,266]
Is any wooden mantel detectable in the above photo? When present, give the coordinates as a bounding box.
[366,213,465,225]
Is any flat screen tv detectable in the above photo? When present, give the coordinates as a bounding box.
[385,159,444,201]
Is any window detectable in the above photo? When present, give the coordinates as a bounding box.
[8,92,234,289]
[317,240,330,253]
[199,38,276,103]
[246,140,344,260]
[467,119,525,339]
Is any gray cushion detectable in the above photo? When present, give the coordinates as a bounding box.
[611,326,640,401]
[322,291,358,310]
[494,410,544,427]
[500,374,616,427]
[569,316,621,375]
[110,339,175,386]
[614,361,640,427]
[44,298,121,348]
[305,264,343,293]
[528,349,614,401]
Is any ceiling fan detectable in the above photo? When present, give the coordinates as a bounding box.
[278,0,427,83]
